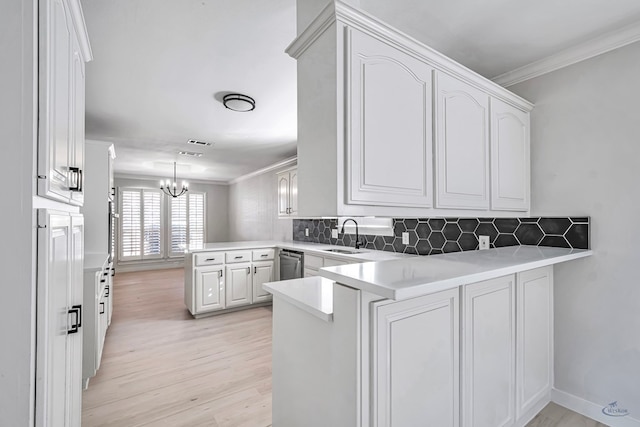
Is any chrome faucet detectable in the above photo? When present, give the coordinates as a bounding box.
[340,218,363,249]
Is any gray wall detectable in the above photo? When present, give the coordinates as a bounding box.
[0,0,36,424]
[511,41,640,416]
[115,175,230,248]
[229,166,294,242]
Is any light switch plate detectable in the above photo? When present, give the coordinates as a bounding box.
[332,229,338,239]
[305,228,309,237]
[402,232,409,245]
[478,235,490,250]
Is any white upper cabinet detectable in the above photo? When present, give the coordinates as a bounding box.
[490,98,530,211]
[277,168,298,217]
[435,72,490,210]
[347,29,433,208]
[288,3,532,217]
[38,0,92,206]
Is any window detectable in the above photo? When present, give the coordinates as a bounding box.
[119,188,163,260]
[169,192,206,256]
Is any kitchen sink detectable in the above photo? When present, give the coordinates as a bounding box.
[324,248,360,254]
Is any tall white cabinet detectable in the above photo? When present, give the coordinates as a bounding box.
[35,0,92,424]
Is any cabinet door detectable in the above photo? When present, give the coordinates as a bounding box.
[195,266,225,312]
[435,72,490,209]
[347,28,433,208]
[516,267,553,419]
[373,288,459,427]
[69,38,86,206]
[462,275,515,427]
[289,169,298,216]
[68,214,84,426]
[490,98,530,211]
[225,263,252,307]
[36,210,71,427]
[253,261,274,303]
[277,172,291,216]
[38,0,74,203]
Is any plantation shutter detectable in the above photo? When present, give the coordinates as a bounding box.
[169,192,206,256]
[143,191,162,258]
[120,190,141,259]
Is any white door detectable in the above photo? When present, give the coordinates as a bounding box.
[288,169,298,216]
[516,267,553,418]
[462,275,516,427]
[38,0,73,203]
[347,28,433,208]
[252,261,274,303]
[195,266,225,312]
[36,210,72,426]
[277,172,291,216]
[490,97,530,211]
[225,263,252,307]
[69,38,85,206]
[373,288,459,427]
[435,71,490,209]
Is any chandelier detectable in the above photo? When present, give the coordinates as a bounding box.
[160,162,189,198]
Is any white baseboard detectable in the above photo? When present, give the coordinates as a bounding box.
[552,388,640,427]
[116,260,184,273]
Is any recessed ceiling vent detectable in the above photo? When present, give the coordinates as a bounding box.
[187,139,213,147]
[178,151,203,157]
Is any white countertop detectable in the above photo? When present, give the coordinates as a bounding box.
[186,240,413,262]
[320,246,592,300]
[263,276,335,322]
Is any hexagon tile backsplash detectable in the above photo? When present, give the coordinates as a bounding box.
[292,217,589,256]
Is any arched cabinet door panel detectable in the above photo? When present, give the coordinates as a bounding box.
[347,28,433,208]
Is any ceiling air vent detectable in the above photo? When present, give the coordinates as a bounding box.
[187,139,213,147]
[178,151,202,157]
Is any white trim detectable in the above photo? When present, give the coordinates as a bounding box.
[286,0,533,112]
[115,260,185,273]
[551,388,640,427]
[228,156,297,184]
[114,173,229,186]
[492,21,640,87]
[67,0,93,61]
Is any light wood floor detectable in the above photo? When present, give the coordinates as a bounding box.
[82,268,606,427]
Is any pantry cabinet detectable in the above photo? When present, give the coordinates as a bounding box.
[288,2,533,217]
[435,72,490,210]
[277,168,298,217]
[36,211,84,426]
[38,0,92,206]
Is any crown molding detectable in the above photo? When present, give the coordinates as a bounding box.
[228,156,298,185]
[492,21,640,87]
[114,173,229,186]
[67,0,93,61]
[286,0,533,111]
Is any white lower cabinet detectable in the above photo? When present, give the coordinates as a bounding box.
[516,267,553,419]
[195,266,224,312]
[373,288,460,427]
[462,275,516,427]
[252,261,274,303]
[225,263,253,308]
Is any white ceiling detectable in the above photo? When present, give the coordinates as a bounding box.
[82,0,640,182]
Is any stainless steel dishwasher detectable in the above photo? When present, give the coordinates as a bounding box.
[279,249,304,280]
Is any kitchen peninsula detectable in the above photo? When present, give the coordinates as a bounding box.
[264,245,592,427]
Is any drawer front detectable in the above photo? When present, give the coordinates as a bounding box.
[252,248,275,261]
[305,254,324,270]
[324,257,349,267]
[225,250,252,264]
[194,252,224,266]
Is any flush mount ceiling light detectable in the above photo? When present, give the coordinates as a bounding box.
[223,93,255,112]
